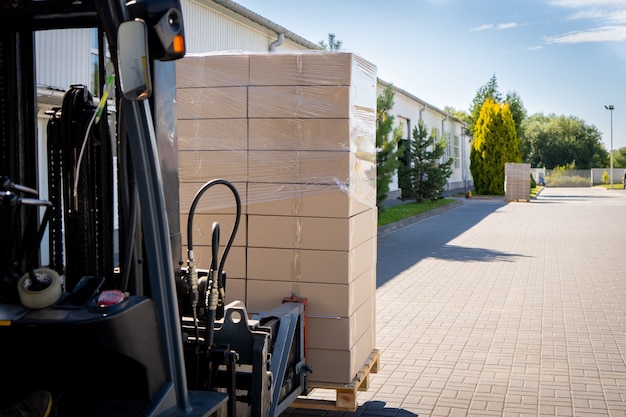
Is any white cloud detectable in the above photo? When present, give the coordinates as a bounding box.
[471,22,520,32]
[567,8,626,23]
[567,10,609,20]
[546,0,626,44]
[550,0,625,7]
[470,24,493,32]
[607,10,626,24]
[545,25,626,43]
[498,22,519,30]
[528,45,544,50]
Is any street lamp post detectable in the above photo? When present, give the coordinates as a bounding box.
[605,105,614,188]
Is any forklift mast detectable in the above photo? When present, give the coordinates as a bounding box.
[0,0,209,415]
[1,2,310,416]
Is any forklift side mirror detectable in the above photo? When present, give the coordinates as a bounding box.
[117,20,152,100]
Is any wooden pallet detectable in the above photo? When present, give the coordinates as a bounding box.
[290,348,381,412]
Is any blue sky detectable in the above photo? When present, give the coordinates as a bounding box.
[233,0,626,152]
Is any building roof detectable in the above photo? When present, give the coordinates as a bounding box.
[378,79,467,127]
[211,0,320,50]
[215,1,466,126]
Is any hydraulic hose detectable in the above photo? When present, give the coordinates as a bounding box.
[1,176,38,197]
[185,179,241,379]
[186,179,242,276]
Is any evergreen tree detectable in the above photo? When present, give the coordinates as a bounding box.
[376,83,401,208]
[467,74,501,137]
[467,75,526,145]
[319,33,342,50]
[400,119,454,202]
[505,90,527,144]
[470,99,521,195]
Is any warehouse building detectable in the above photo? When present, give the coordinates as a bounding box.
[34,0,471,205]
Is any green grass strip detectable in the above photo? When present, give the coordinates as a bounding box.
[378,198,456,227]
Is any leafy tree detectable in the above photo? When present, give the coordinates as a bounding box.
[399,119,453,202]
[467,75,526,144]
[443,106,469,123]
[521,113,607,169]
[467,74,501,137]
[613,147,626,168]
[470,99,521,195]
[319,33,342,51]
[376,83,402,208]
[505,90,527,146]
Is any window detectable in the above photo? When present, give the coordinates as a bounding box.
[90,29,111,97]
[440,131,452,163]
[398,117,410,140]
[397,117,410,166]
[454,135,461,168]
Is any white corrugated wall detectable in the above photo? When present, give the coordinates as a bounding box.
[35,28,92,92]
[182,0,301,53]
[34,2,306,94]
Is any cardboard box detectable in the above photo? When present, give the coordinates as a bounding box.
[178,119,248,151]
[181,213,247,248]
[307,326,376,384]
[247,237,376,284]
[247,182,374,218]
[223,277,246,305]
[249,52,355,86]
[178,150,247,183]
[505,163,531,201]
[247,208,377,251]
[248,150,351,185]
[307,294,375,351]
[186,245,246,279]
[248,118,350,151]
[244,267,374,317]
[249,86,350,119]
[177,54,250,88]
[179,182,247,215]
[177,87,248,119]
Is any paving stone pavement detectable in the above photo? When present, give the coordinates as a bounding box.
[282,187,626,417]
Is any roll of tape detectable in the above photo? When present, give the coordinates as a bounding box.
[18,268,63,309]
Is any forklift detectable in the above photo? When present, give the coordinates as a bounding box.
[0,0,308,415]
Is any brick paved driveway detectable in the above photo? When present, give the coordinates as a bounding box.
[284,187,626,417]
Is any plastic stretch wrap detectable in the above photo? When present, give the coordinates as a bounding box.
[177,51,378,384]
[177,51,377,216]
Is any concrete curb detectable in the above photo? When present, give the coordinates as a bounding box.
[377,199,464,237]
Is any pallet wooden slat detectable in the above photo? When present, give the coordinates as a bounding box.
[291,348,380,412]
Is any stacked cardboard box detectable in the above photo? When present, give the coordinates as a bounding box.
[505,162,531,202]
[178,54,251,306]
[177,51,378,384]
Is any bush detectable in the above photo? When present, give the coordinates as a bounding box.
[530,174,536,189]
[602,170,609,184]
[546,175,590,187]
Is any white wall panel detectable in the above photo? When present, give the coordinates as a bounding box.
[34,3,306,94]
[377,83,471,193]
[182,0,301,53]
[183,1,269,52]
[35,29,91,91]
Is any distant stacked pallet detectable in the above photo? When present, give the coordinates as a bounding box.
[177,51,378,385]
[505,162,531,202]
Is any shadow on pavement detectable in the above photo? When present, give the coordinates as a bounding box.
[438,244,523,263]
[282,400,418,416]
[356,401,418,416]
[377,200,508,288]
